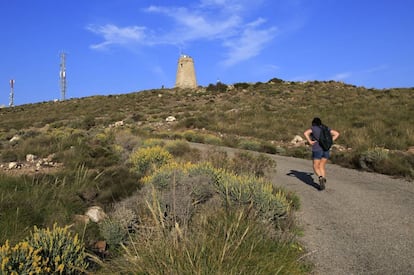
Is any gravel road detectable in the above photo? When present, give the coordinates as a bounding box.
[271,154,414,275]
[190,143,414,275]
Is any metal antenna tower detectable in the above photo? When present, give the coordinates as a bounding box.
[9,79,15,107]
[59,52,67,101]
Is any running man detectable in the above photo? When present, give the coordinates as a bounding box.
[304,117,340,190]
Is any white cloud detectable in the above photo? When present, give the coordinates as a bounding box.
[363,65,387,73]
[199,0,255,12]
[331,72,352,81]
[87,24,147,50]
[221,19,278,66]
[145,5,241,43]
[87,1,278,66]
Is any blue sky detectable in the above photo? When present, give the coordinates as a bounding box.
[1,0,413,106]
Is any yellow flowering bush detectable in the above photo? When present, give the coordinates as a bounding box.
[129,146,173,177]
[0,240,43,274]
[27,223,88,274]
[1,224,88,274]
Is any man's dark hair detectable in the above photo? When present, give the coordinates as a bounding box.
[312,117,322,126]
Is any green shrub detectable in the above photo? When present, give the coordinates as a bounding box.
[143,162,290,224]
[99,219,127,249]
[179,116,211,129]
[164,140,190,157]
[234,82,251,90]
[206,82,228,93]
[142,138,165,148]
[102,158,306,273]
[0,169,96,245]
[183,130,205,143]
[238,139,262,151]
[96,165,141,204]
[230,152,277,177]
[205,149,230,170]
[222,134,239,148]
[355,149,414,178]
[274,146,287,155]
[80,116,96,130]
[102,208,308,274]
[286,146,310,159]
[258,142,278,154]
[203,133,222,145]
[268,77,284,83]
[1,149,18,162]
[358,147,389,171]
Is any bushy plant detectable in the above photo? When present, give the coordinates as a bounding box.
[0,224,89,274]
[231,151,277,177]
[202,133,222,145]
[206,82,228,93]
[110,203,138,230]
[100,207,308,274]
[358,147,389,171]
[96,165,141,204]
[143,162,290,225]
[355,149,414,178]
[234,82,251,90]
[179,116,211,129]
[287,146,310,159]
[80,115,96,130]
[205,148,230,170]
[222,134,239,148]
[238,139,262,151]
[99,219,127,249]
[268,77,284,83]
[211,168,290,221]
[0,149,18,162]
[129,146,173,177]
[182,130,205,143]
[164,140,190,157]
[0,240,43,274]
[257,142,278,154]
[28,224,88,273]
[142,138,165,148]
[106,158,305,274]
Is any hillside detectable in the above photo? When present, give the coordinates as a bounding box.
[1,79,413,178]
[0,79,413,273]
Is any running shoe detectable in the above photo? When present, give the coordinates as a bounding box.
[319,176,326,190]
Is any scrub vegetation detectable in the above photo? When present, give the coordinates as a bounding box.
[0,78,412,273]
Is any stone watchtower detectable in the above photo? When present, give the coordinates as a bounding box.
[175,54,197,89]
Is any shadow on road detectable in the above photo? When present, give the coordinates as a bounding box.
[287,170,320,190]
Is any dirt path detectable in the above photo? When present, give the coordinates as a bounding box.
[190,143,414,275]
[271,154,414,274]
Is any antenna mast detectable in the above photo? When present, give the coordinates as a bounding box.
[60,52,67,101]
[9,79,15,107]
